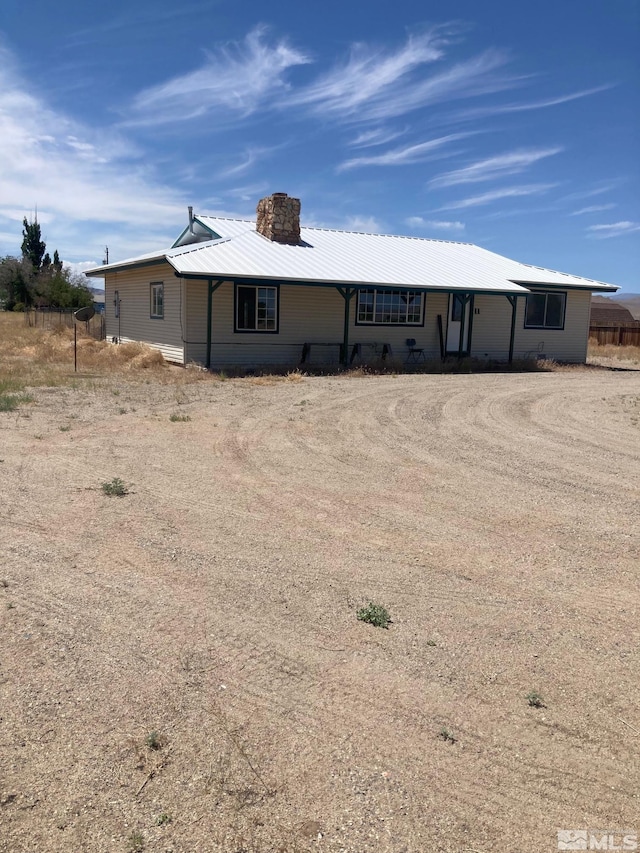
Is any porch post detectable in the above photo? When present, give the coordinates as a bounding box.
[507,294,518,364]
[337,286,355,367]
[467,294,475,356]
[457,293,467,358]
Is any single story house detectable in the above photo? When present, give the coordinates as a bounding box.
[85,193,618,368]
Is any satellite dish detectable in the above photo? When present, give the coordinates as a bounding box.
[74,305,95,322]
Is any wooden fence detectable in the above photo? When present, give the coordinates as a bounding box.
[25,307,106,340]
[589,322,640,347]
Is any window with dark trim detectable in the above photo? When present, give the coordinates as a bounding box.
[524,291,566,329]
[235,285,278,332]
[150,282,164,319]
[356,289,424,325]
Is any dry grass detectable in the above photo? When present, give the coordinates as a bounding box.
[0,312,189,392]
[2,312,638,406]
[588,336,640,365]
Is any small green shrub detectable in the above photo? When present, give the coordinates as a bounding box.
[101,477,128,497]
[156,813,172,826]
[59,424,71,432]
[145,730,162,750]
[526,691,546,708]
[127,831,145,852]
[357,602,391,628]
[439,727,456,744]
[169,413,191,422]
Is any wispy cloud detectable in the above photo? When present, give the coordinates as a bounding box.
[338,133,471,171]
[587,221,640,239]
[440,183,557,210]
[429,147,562,188]
[288,33,519,123]
[571,203,617,215]
[217,145,280,178]
[348,127,407,148]
[129,26,310,125]
[450,85,613,122]
[406,217,465,232]
[560,182,621,203]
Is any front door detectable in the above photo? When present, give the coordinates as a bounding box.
[446,293,470,354]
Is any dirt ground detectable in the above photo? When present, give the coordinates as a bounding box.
[1,365,639,852]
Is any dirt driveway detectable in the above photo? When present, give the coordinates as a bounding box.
[1,368,639,852]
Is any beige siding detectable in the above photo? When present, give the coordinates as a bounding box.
[469,290,591,362]
[104,264,185,363]
[184,282,449,367]
[513,289,590,362]
[470,293,514,359]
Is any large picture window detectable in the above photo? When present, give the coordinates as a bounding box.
[524,291,566,329]
[356,289,424,325]
[235,285,278,332]
[150,282,163,319]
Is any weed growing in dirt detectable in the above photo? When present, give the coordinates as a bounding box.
[169,413,191,422]
[145,730,162,750]
[155,813,172,826]
[59,424,71,432]
[127,831,145,852]
[526,691,546,708]
[119,407,127,415]
[357,602,391,628]
[426,639,438,647]
[439,727,456,744]
[101,478,128,497]
[0,392,34,412]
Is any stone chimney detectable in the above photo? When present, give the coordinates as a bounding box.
[256,193,301,245]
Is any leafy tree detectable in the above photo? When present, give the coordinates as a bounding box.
[42,268,93,310]
[1,220,92,311]
[21,217,46,272]
[0,256,34,310]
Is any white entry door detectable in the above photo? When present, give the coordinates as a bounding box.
[446,293,470,353]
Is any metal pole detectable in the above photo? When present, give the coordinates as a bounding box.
[74,323,77,372]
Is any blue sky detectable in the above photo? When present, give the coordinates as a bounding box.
[0,0,638,291]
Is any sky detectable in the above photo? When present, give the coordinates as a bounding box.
[0,0,638,291]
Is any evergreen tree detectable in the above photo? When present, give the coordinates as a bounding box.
[53,250,62,273]
[21,217,46,272]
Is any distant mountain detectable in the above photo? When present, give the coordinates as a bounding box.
[613,293,640,320]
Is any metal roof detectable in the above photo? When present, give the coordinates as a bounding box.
[86,217,618,293]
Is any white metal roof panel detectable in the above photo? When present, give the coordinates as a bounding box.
[86,217,618,292]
